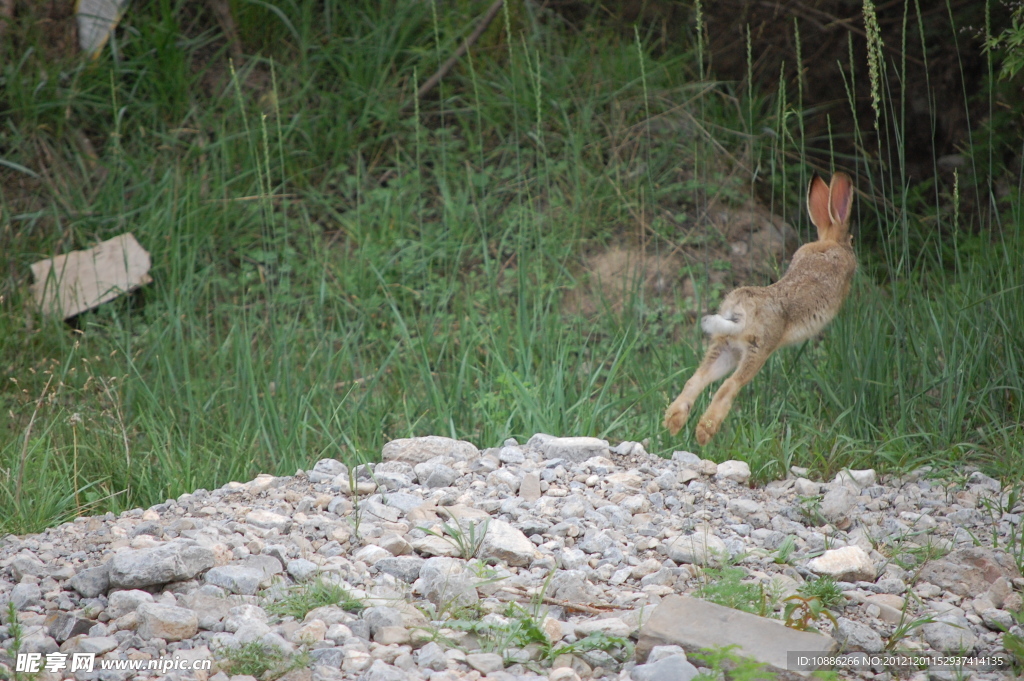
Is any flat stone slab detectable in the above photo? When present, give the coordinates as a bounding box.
[636,595,837,679]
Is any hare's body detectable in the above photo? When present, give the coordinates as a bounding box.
[664,173,857,445]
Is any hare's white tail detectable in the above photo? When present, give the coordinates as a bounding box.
[701,312,744,336]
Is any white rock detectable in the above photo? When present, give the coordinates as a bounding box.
[806,545,876,582]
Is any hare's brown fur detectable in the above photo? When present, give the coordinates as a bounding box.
[664,173,857,445]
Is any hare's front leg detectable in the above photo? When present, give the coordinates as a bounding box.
[695,342,772,445]
[664,338,738,436]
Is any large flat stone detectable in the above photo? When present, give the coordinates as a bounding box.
[636,595,837,679]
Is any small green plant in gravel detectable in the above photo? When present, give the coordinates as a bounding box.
[265,579,363,620]
[419,516,490,560]
[797,576,843,609]
[782,594,838,633]
[796,496,827,527]
[1,600,27,681]
[215,640,309,680]
[696,564,778,617]
[772,535,798,565]
[689,645,773,681]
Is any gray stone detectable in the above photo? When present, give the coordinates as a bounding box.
[76,635,119,654]
[310,646,345,668]
[917,548,1022,597]
[287,558,319,582]
[309,458,347,483]
[636,595,836,680]
[539,436,609,463]
[48,612,93,642]
[242,554,283,586]
[923,615,978,652]
[727,498,763,516]
[820,485,857,524]
[834,617,884,653]
[382,436,479,465]
[631,654,700,681]
[108,541,215,588]
[69,564,110,598]
[11,582,41,609]
[417,557,478,610]
[413,460,459,489]
[671,451,701,465]
[10,554,45,580]
[379,491,424,514]
[361,659,406,681]
[204,565,263,595]
[520,475,544,501]
[416,641,449,671]
[107,589,154,617]
[20,634,58,656]
[136,603,199,641]
[548,570,594,602]
[245,509,292,532]
[478,519,537,567]
[665,531,728,567]
[465,652,504,673]
[981,608,1014,631]
[374,556,424,583]
[361,606,403,637]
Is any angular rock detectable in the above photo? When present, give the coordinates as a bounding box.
[374,556,424,583]
[820,485,857,525]
[834,617,884,653]
[382,436,479,465]
[108,541,215,588]
[204,565,263,595]
[413,460,460,489]
[478,519,537,567]
[136,603,199,641]
[833,469,876,489]
[539,436,609,463]
[806,546,875,582]
[287,558,319,582]
[68,564,110,598]
[11,582,41,609]
[10,554,45,580]
[417,557,478,610]
[636,595,837,680]
[361,606,403,637]
[917,547,1022,597]
[923,614,978,652]
[715,460,751,484]
[631,653,700,681]
[48,613,93,643]
[107,589,154,618]
[245,509,292,533]
[665,531,728,567]
[465,652,504,674]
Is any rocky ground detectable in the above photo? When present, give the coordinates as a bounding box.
[0,434,1021,681]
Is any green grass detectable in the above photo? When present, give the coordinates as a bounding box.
[0,0,1022,534]
[265,579,364,621]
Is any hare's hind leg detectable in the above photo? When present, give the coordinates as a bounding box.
[695,341,773,445]
[664,338,739,436]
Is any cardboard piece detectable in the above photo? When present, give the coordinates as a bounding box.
[30,232,152,319]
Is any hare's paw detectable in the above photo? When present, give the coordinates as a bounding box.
[695,417,719,446]
[663,400,692,436]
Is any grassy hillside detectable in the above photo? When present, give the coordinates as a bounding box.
[1,0,1021,534]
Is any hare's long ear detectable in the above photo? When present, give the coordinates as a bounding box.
[828,172,854,225]
[807,175,832,235]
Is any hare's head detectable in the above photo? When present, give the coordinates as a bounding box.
[807,172,854,243]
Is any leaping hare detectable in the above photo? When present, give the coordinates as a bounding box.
[664,172,857,445]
